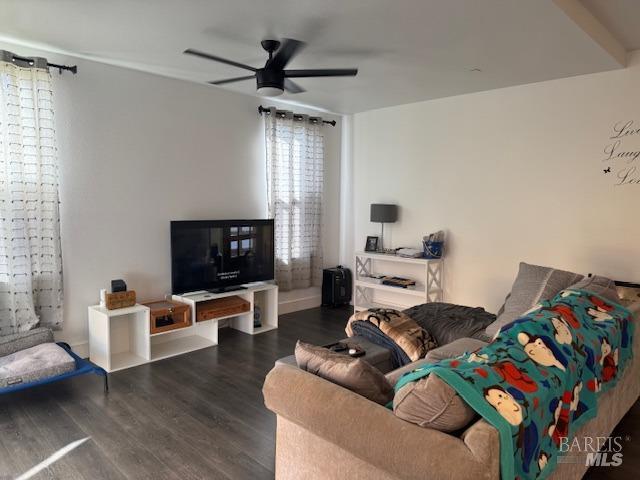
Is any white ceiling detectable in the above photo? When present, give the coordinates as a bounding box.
[582,0,640,50]
[0,0,635,114]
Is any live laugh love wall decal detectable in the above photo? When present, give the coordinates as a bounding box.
[603,120,640,186]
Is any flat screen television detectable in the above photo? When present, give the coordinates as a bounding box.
[171,219,274,294]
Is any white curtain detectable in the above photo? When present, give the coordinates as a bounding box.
[265,108,324,291]
[0,53,63,335]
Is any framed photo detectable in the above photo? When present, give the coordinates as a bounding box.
[365,236,379,252]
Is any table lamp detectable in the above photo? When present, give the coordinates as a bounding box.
[370,204,398,251]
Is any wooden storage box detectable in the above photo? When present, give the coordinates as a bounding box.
[196,295,250,322]
[105,290,136,310]
[144,300,191,334]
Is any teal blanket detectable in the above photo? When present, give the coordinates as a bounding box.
[395,290,634,480]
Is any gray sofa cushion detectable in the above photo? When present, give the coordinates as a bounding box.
[0,342,75,388]
[485,262,583,338]
[569,275,619,302]
[0,328,54,358]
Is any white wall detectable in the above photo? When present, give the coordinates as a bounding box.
[1,41,341,350]
[351,50,640,314]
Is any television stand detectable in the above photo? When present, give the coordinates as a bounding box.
[174,282,278,336]
[208,285,247,294]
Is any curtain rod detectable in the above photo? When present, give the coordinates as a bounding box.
[258,105,336,127]
[10,53,77,74]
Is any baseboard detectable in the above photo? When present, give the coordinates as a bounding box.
[68,341,89,358]
[278,294,322,315]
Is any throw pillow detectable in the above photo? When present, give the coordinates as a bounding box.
[485,262,583,338]
[393,374,476,432]
[567,275,620,302]
[295,340,394,405]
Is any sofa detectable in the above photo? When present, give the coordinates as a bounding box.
[263,285,640,479]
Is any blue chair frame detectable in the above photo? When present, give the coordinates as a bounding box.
[0,342,108,395]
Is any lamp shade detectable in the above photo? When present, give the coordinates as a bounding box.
[370,204,398,223]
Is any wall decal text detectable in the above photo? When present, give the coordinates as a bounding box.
[603,120,640,186]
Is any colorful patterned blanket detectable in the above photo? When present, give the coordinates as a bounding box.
[394,290,634,480]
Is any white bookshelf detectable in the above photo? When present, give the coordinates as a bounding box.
[354,251,443,312]
[88,282,278,372]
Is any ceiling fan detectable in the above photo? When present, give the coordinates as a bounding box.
[184,38,358,97]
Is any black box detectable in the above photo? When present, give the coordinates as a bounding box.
[111,279,127,293]
[322,266,352,307]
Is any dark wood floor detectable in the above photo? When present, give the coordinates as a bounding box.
[0,305,637,480]
[0,306,350,480]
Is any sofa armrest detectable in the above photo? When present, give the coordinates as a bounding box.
[263,364,499,480]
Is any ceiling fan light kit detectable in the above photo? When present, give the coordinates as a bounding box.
[184,38,358,96]
[257,86,284,97]
[256,67,285,96]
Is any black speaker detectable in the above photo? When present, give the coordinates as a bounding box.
[322,266,352,307]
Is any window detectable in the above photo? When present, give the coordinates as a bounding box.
[229,225,256,258]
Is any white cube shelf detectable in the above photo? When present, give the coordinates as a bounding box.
[88,304,151,372]
[88,282,278,373]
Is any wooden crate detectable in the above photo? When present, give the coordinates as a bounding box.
[144,300,191,334]
[105,290,136,310]
[196,295,250,322]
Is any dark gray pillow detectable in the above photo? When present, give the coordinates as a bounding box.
[403,303,496,346]
[568,275,619,302]
[485,262,583,338]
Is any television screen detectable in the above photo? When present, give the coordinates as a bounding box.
[171,220,274,294]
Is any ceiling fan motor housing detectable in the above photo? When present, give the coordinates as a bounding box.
[185,38,357,95]
[256,68,284,91]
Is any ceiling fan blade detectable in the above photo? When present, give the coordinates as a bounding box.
[283,79,305,94]
[184,48,257,72]
[284,68,358,78]
[266,38,305,70]
[208,75,255,85]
